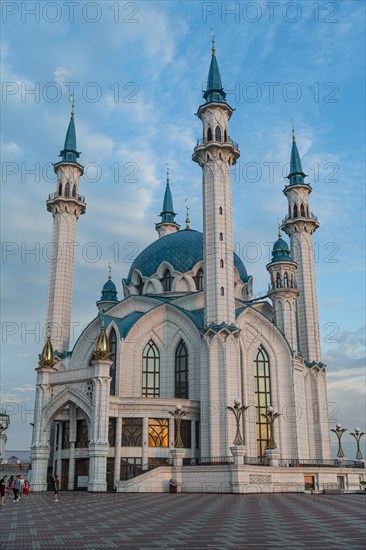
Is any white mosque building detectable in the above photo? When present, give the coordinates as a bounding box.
[30,40,365,493]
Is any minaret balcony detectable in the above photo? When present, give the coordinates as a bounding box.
[282,212,319,224]
[196,136,239,149]
[48,191,85,203]
[46,191,86,214]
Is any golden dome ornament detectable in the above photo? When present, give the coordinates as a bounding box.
[94,317,110,359]
[38,325,55,368]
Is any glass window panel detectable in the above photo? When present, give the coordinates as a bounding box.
[142,340,160,397]
[253,346,271,458]
[122,418,142,446]
[148,419,169,447]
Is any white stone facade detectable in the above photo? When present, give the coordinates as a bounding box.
[30,49,363,493]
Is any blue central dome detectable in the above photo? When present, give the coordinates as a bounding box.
[126,229,249,283]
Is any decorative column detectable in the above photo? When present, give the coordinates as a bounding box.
[113,417,122,485]
[142,418,149,469]
[56,423,62,476]
[30,332,55,491]
[88,321,112,491]
[67,404,77,490]
[0,413,10,463]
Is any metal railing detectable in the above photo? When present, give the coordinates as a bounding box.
[244,456,270,466]
[48,192,85,202]
[196,136,239,149]
[282,212,318,225]
[182,456,234,466]
[278,458,365,469]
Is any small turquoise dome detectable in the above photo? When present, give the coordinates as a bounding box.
[100,278,118,302]
[125,229,249,284]
[271,237,293,263]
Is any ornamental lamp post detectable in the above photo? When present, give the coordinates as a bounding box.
[330,423,347,459]
[261,406,281,450]
[227,399,249,446]
[168,404,187,448]
[350,427,365,461]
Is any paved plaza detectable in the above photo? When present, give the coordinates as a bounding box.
[0,492,365,549]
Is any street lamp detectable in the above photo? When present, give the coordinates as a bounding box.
[330,423,347,458]
[168,404,187,448]
[227,399,249,446]
[350,427,365,461]
[261,406,281,450]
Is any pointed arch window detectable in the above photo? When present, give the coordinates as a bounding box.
[207,127,212,142]
[215,126,222,142]
[293,204,298,218]
[220,259,224,268]
[142,340,160,397]
[276,273,281,288]
[220,287,225,296]
[290,273,294,288]
[109,328,117,396]
[72,184,77,198]
[284,272,289,287]
[65,182,70,198]
[300,203,306,217]
[161,269,173,292]
[219,206,223,215]
[193,268,203,291]
[58,183,62,196]
[253,346,272,458]
[219,232,223,241]
[175,340,189,398]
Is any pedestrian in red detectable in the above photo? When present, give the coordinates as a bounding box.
[0,476,7,506]
[8,476,14,498]
[24,480,30,500]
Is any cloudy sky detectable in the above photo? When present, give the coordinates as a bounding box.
[1,0,365,457]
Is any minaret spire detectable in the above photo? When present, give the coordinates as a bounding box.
[184,199,190,230]
[203,30,226,104]
[60,95,80,163]
[211,28,216,55]
[155,164,180,238]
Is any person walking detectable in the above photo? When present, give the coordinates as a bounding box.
[52,475,60,502]
[13,476,21,502]
[0,476,7,506]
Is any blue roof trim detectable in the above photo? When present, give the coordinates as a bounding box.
[104,312,145,339]
[305,360,326,369]
[125,229,249,285]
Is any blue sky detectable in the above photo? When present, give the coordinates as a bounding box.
[1,0,365,457]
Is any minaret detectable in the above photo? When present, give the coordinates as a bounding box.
[281,128,321,363]
[155,164,180,238]
[45,98,86,352]
[192,33,240,325]
[266,227,299,351]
